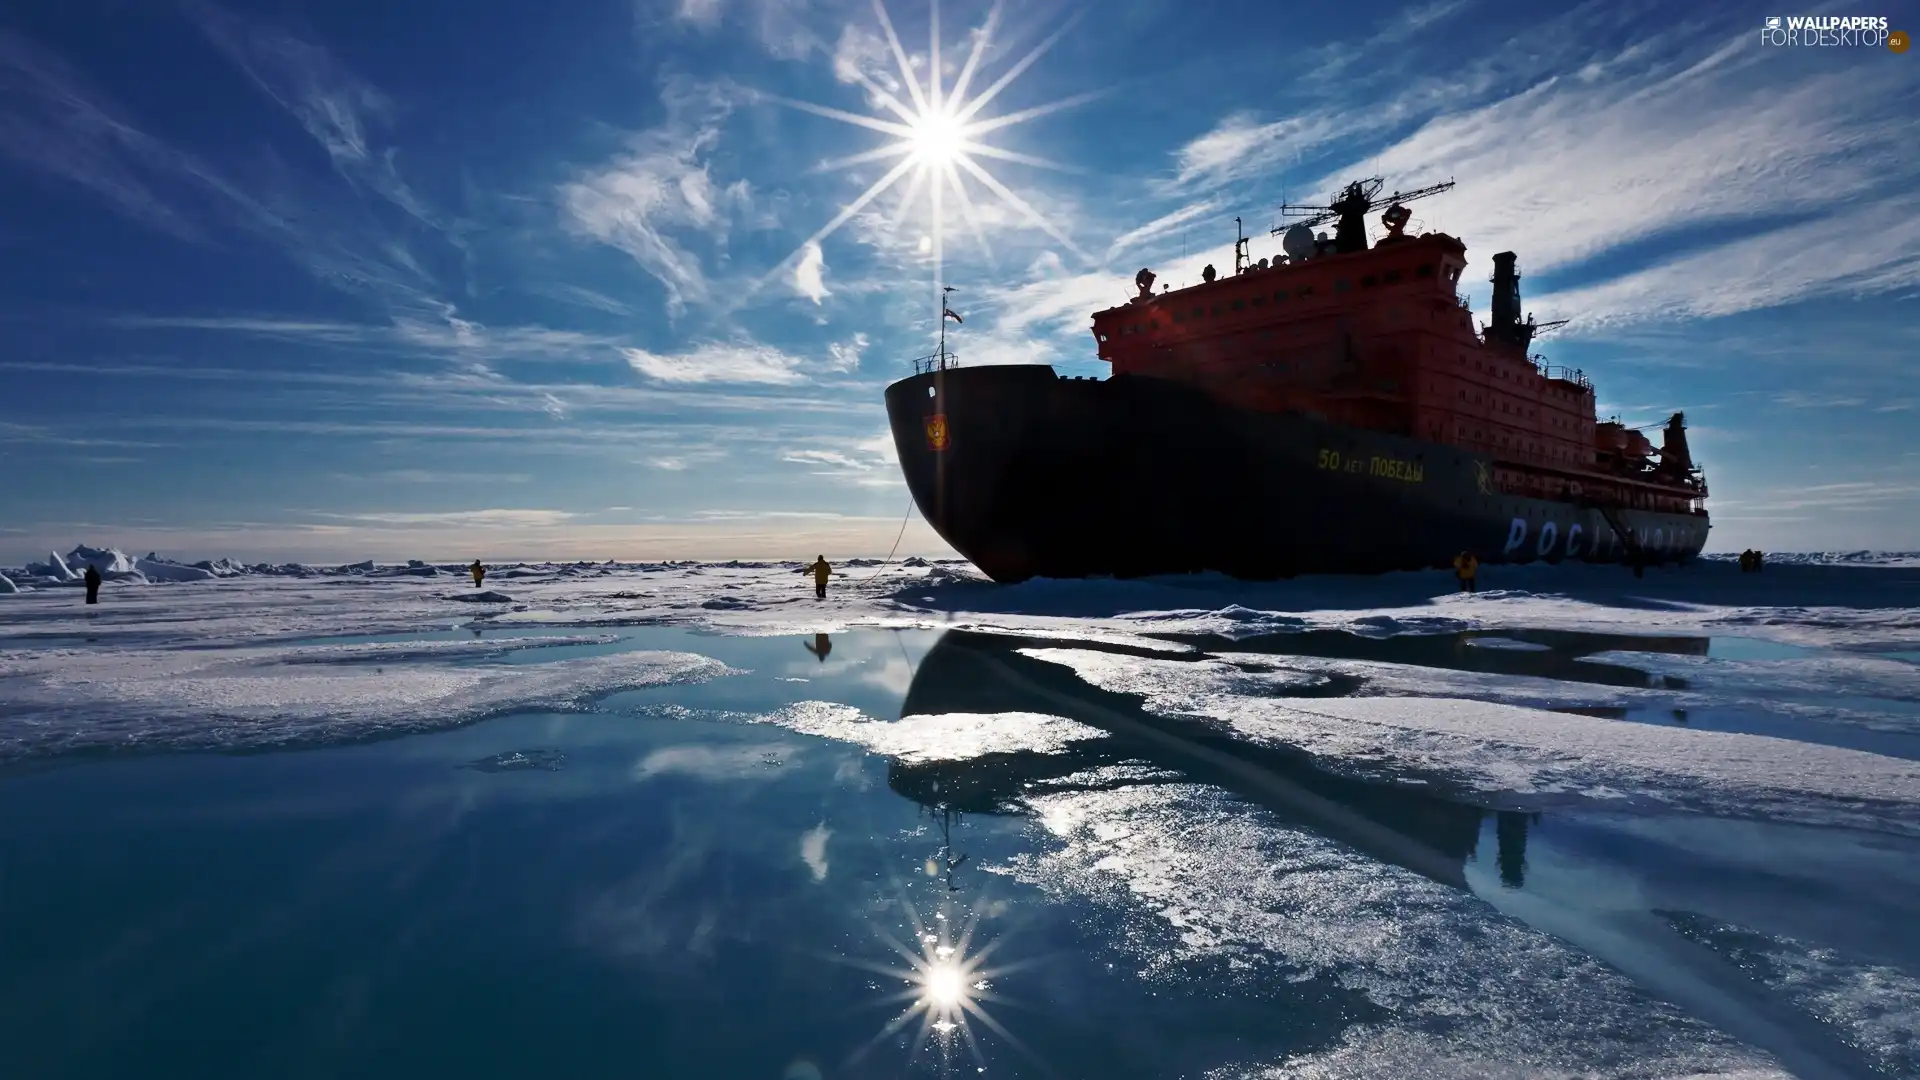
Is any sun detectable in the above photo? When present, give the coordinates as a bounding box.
[908,107,966,166]
[755,0,1099,317]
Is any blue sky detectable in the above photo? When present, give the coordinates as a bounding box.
[1,0,1916,564]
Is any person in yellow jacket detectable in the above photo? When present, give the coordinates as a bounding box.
[809,555,832,599]
[1453,550,1478,593]
[470,559,485,587]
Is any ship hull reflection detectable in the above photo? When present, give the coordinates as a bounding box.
[891,629,1555,891]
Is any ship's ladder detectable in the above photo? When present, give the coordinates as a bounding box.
[1583,496,1646,565]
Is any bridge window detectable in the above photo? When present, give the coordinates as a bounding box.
[1417,264,1434,277]
[1297,286,1313,297]
[1173,312,1186,324]
[1191,307,1203,319]
[1335,279,1350,292]
[1361,274,1378,288]
[1273,290,1286,303]
[1210,305,1221,316]
[1231,299,1245,311]
[1251,295,1266,307]
[1385,269,1403,284]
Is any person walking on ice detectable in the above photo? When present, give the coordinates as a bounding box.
[1453,550,1478,593]
[809,555,832,600]
[470,560,486,587]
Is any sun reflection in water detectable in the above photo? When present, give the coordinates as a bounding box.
[828,809,1042,1076]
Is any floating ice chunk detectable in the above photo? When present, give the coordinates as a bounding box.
[1023,647,1920,834]
[0,642,736,764]
[1666,912,1920,1078]
[764,701,1105,762]
[1006,784,1789,1080]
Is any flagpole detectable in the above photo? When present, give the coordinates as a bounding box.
[938,285,954,370]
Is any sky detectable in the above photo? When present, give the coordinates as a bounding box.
[1,0,1916,565]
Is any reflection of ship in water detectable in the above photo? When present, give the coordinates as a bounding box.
[1152,627,1712,690]
[888,629,1548,891]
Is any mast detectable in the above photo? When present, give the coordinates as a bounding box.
[1234,216,1249,274]
[938,285,955,369]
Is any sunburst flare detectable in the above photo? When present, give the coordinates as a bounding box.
[757,0,1098,324]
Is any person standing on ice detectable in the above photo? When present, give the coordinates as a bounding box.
[470,560,485,588]
[809,555,832,600]
[1453,550,1478,593]
[83,563,102,604]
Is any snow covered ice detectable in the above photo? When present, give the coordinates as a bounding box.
[4,545,1920,1077]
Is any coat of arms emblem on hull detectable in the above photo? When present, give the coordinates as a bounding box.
[925,414,949,452]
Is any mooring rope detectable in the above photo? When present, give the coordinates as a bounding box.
[851,498,917,586]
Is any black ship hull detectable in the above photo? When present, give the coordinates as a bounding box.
[885,365,1710,583]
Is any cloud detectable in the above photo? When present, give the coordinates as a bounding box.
[1533,193,1920,332]
[1711,481,1920,515]
[305,509,581,528]
[1772,392,1870,409]
[0,420,167,449]
[0,29,285,243]
[673,0,725,29]
[340,469,534,484]
[622,341,808,384]
[799,822,830,882]
[689,509,850,520]
[825,332,867,372]
[632,743,791,782]
[528,283,638,317]
[560,78,753,317]
[794,240,830,304]
[665,0,814,60]
[187,0,446,234]
[649,458,689,470]
[1104,199,1222,263]
[1167,110,1353,193]
[1314,33,1917,326]
[779,431,902,486]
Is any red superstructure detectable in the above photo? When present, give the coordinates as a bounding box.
[1088,179,1707,520]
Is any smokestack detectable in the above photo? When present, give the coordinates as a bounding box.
[1490,251,1521,334]
[1661,412,1693,475]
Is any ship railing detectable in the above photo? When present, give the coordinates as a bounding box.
[1539,364,1593,390]
[912,350,959,375]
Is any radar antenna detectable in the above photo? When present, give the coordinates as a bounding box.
[1233,216,1249,274]
[1271,177,1456,255]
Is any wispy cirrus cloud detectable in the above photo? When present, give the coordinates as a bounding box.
[186,0,444,233]
[622,341,810,385]
[779,431,902,487]
[662,0,816,61]
[560,77,754,318]
[0,28,287,243]
[304,508,581,528]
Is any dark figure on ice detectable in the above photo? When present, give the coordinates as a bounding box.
[83,563,102,604]
[1452,550,1478,593]
[809,556,832,600]
[470,559,486,587]
[1739,549,1764,573]
[804,633,833,662]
